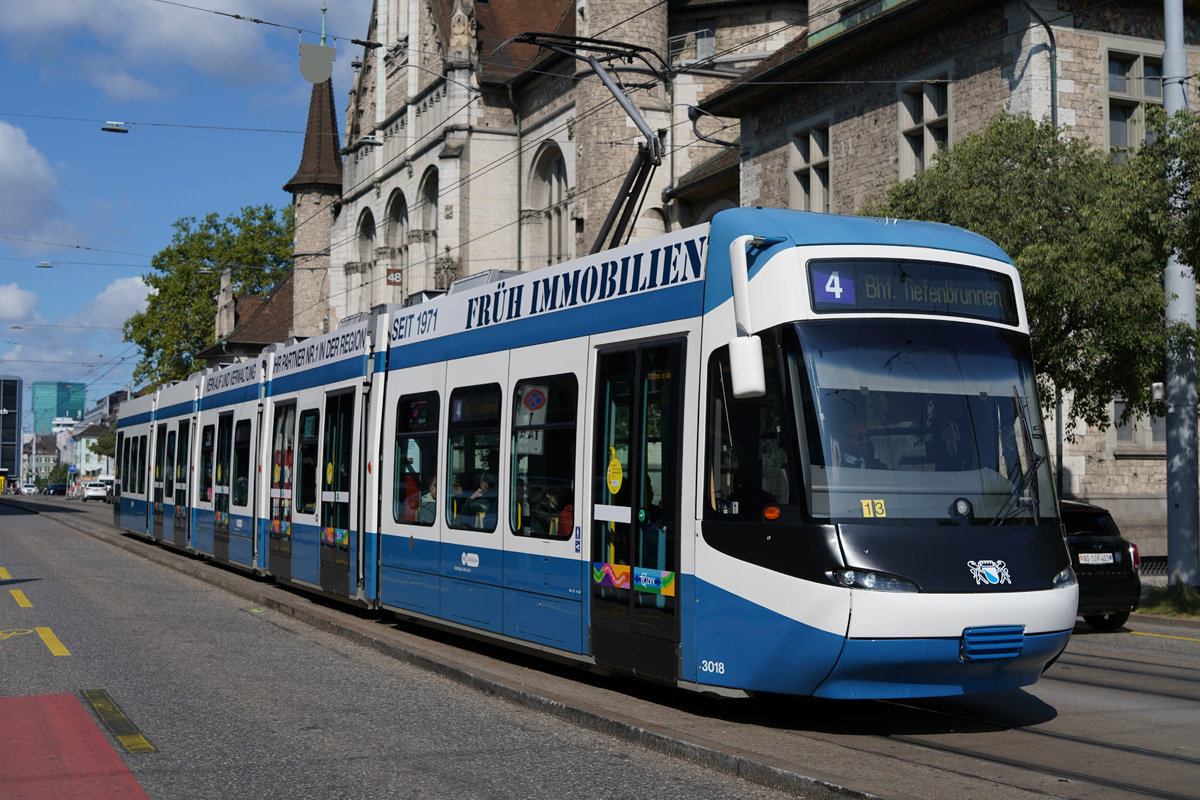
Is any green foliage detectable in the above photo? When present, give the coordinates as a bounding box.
[46,462,72,485]
[1139,577,1200,617]
[123,205,294,385]
[861,112,1170,435]
[88,424,116,460]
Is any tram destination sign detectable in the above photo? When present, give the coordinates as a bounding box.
[809,258,1018,325]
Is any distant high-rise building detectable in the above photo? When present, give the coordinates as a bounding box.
[0,375,20,487]
[32,382,85,435]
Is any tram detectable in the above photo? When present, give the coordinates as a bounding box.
[115,207,1078,699]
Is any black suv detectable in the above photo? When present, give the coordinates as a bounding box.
[1061,500,1141,630]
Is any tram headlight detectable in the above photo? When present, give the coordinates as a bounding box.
[1052,566,1077,588]
[831,568,919,593]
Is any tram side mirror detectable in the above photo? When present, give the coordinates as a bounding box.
[729,335,766,398]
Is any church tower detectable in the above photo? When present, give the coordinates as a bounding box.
[284,76,343,337]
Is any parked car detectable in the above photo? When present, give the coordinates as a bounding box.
[1061,499,1141,631]
[81,481,108,502]
[44,483,67,496]
[21,484,37,496]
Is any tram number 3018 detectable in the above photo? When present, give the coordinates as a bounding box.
[699,660,727,675]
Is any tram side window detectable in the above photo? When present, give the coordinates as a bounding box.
[232,419,251,507]
[154,425,167,485]
[296,409,320,515]
[446,384,502,532]
[511,375,578,539]
[200,425,215,502]
[394,392,440,526]
[704,332,796,521]
[136,436,148,495]
[165,431,176,498]
[117,433,126,492]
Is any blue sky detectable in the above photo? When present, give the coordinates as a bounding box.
[0,0,372,429]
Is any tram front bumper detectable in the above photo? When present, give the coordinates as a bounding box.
[812,628,1072,699]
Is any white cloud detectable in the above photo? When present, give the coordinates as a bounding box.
[0,283,39,324]
[71,277,151,330]
[0,1,377,98]
[0,123,63,241]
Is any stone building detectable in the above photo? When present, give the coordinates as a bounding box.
[694,0,1200,557]
[324,0,804,323]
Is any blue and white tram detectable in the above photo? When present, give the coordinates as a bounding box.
[147,378,198,550]
[115,390,154,533]
[261,320,375,601]
[192,360,263,568]
[374,207,1075,698]
[116,207,1077,699]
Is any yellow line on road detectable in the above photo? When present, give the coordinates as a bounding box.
[35,627,70,656]
[1131,630,1200,643]
[81,690,156,753]
[0,567,11,580]
[10,589,31,608]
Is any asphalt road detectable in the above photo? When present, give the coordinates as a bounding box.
[0,501,797,800]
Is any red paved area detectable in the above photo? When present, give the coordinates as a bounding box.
[0,693,150,799]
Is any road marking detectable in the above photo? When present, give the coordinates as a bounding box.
[80,689,157,754]
[36,627,70,656]
[1131,630,1200,643]
[10,589,32,608]
[0,567,12,580]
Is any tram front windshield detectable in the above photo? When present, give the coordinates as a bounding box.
[795,319,1058,526]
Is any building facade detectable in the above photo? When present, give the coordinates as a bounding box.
[311,0,803,328]
[31,381,85,436]
[0,375,20,489]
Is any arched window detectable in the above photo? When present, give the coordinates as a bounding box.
[357,209,376,264]
[531,145,568,267]
[418,169,444,287]
[387,192,409,273]
[695,199,736,225]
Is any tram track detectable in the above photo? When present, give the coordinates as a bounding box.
[1046,652,1200,703]
[880,696,1200,795]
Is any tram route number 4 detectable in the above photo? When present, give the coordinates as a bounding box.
[817,269,856,305]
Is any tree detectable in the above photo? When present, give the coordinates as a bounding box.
[860,112,1169,435]
[88,423,116,460]
[123,205,294,385]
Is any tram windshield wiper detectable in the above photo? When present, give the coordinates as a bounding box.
[989,454,1045,525]
[991,385,1045,526]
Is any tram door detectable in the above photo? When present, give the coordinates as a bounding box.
[268,402,296,581]
[173,420,190,548]
[162,428,176,543]
[319,392,355,596]
[590,341,684,681]
[213,413,233,561]
[152,424,167,541]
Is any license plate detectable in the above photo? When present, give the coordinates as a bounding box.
[1078,552,1114,565]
